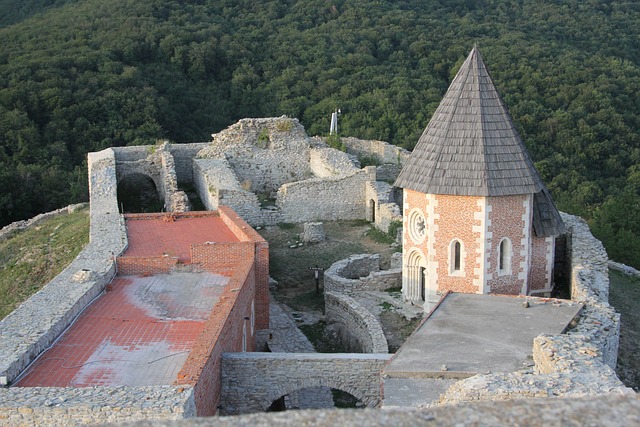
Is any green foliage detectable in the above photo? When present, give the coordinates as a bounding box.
[609,269,640,391]
[358,154,381,167]
[365,226,395,245]
[276,222,296,230]
[326,134,346,152]
[388,220,403,240]
[0,0,639,265]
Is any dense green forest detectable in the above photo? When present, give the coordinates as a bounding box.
[1,0,639,267]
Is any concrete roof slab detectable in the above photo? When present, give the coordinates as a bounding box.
[384,293,582,378]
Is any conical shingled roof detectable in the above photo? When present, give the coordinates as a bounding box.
[395,46,544,197]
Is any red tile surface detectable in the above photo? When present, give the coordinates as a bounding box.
[123,216,239,263]
[15,273,229,387]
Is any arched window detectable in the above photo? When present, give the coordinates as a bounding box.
[449,239,465,276]
[498,238,512,275]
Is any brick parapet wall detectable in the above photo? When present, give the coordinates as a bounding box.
[176,260,257,416]
[116,255,179,276]
[440,212,630,405]
[218,206,269,330]
[325,292,389,353]
[0,386,195,425]
[0,149,127,387]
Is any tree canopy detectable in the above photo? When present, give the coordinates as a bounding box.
[1,0,639,267]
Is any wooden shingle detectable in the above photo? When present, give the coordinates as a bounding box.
[395,46,544,197]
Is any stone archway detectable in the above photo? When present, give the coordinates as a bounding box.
[220,352,390,415]
[117,172,163,213]
[261,378,370,413]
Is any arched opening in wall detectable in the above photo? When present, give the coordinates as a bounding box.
[369,199,376,222]
[266,387,364,412]
[405,250,427,303]
[117,173,163,213]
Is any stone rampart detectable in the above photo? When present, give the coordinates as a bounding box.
[608,260,640,278]
[325,292,388,353]
[439,213,631,404]
[0,149,127,386]
[219,352,391,415]
[365,181,402,233]
[324,254,402,294]
[0,386,195,425]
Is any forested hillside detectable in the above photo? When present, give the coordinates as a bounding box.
[1,0,639,267]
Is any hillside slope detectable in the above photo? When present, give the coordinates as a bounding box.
[0,0,639,266]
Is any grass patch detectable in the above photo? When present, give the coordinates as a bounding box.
[298,321,346,353]
[385,286,402,294]
[289,290,325,313]
[0,207,90,320]
[609,269,640,391]
[276,222,296,230]
[380,301,394,311]
[365,226,395,245]
[358,154,381,167]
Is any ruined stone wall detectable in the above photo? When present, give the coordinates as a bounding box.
[309,147,359,178]
[197,117,315,194]
[192,158,261,223]
[220,352,391,415]
[325,292,388,353]
[0,386,195,425]
[276,169,370,223]
[167,143,208,184]
[440,212,630,405]
[342,137,410,166]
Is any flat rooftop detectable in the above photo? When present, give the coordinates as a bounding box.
[15,213,241,387]
[15,272,228,387]
[384,293,583,378]
[124,214,240,263]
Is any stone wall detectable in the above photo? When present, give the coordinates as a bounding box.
[325,292,388,353]
[439,213,631,404]
[0,149,127,387]
[341,137,410,168]
[0,386,195,425]
[309,147,359,178]
[219,352,391,415]
[197,117,315,194]
[276,169,371,223]
[324,254,402,294]
[167,143,208,184]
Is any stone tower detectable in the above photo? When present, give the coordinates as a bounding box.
[394,47,564,309]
